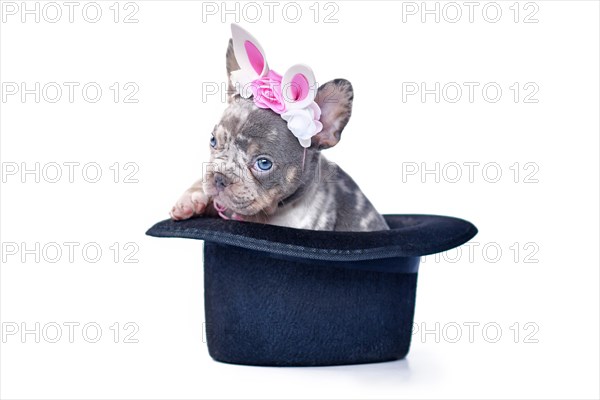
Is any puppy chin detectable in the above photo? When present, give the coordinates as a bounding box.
[224,198,265,217]
[216,193,279,218]
[207,189,256,216]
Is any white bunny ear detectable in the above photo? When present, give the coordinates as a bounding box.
[280,65,323,148]
[231,23,269,78]
[281,64,318,110]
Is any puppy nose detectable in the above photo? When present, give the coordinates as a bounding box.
[214,173,229,190]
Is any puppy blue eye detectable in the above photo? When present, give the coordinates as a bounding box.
[255,158,273,171]
[210,136,217,148]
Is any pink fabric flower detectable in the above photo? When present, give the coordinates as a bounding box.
[249,70,286,114]
[233,67,323,148]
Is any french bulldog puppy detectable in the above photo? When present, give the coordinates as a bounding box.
[170,39,388,232]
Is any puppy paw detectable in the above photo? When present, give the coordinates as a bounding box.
[170,189,209,221]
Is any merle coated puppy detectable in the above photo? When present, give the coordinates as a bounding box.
[171,25,388,232]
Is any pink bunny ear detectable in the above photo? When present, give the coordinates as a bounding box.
[231,23,269,78]
[282,64,318,110]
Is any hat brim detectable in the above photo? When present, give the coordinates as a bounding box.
[146,214,477,262]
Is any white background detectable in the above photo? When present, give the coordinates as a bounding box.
[1,1,599,399]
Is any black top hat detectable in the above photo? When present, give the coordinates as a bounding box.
[147,214,477,366]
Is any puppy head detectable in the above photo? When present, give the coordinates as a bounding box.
[202,38,354,218]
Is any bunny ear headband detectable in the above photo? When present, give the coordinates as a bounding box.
[229,23,323,148]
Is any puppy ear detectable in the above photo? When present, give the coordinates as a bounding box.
[282,64,318,110]
[226,39,240,101]
[312,79,354,149]
[230,23,269,77]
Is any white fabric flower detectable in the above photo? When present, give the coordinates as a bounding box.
[281,102,323,148]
